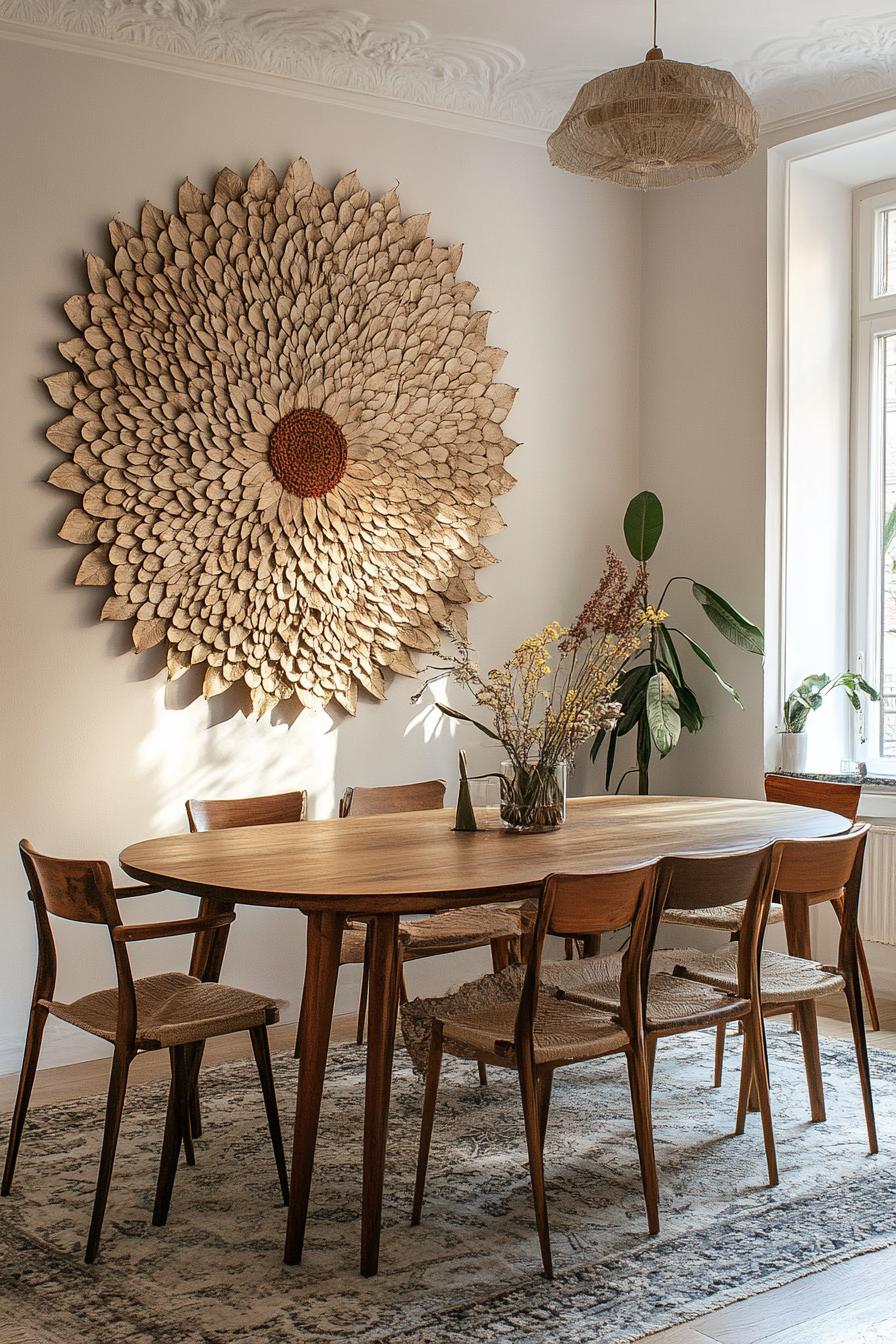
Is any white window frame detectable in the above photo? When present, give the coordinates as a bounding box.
[851,178,896,773]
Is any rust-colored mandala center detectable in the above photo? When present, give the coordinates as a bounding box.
[268,407,348,497]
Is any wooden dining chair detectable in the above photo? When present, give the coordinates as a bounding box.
[661,774,877,1086]
[559,844,783,1187]
[186,790,308,833]
[673,827,876,1150]
[185,789,307,1136]
[337,781,526,1058]
[411,861,662,1278]
[2,841,289,1263]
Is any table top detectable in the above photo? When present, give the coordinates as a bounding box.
[119,795,851,916]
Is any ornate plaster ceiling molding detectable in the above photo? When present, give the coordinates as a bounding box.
[733,11,896,127]
[0,3,894,139]
[0,1,585,136]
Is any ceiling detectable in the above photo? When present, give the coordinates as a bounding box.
[1,1,895,134]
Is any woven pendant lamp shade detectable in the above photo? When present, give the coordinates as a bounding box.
[548,50,760,191]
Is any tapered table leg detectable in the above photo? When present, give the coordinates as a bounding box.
[782,891,826,1122]
[284,910,344,1265]
[360,913,401,1277]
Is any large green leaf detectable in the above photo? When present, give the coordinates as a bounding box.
[692,583,764,655]
[603,725,619,790]
[671,628,744,708]
[646,670,681,756]
[657,625,684,685]
[623,491,664,562]
[636,712,652,793]
[616,681,650,737]
[657,628,703,731]
[674,681,704,733]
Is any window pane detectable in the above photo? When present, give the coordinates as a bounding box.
[880,209,896,296]
[881,332,896,755]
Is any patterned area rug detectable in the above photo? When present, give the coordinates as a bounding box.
[0,1027,893,1343]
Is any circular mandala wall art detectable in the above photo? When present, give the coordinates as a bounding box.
[45,160,518,716]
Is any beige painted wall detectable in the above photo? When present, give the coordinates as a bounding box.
[638,151,770,800]
[0,39,642,1069]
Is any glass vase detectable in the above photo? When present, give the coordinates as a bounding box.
[500,758,567,833]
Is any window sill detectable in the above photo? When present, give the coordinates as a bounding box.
[772,769,896,790]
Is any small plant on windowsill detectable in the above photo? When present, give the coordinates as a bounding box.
[780,672,880,772]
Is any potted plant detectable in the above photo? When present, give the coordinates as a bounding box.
[591,492,764,794]
[780,672,880,772]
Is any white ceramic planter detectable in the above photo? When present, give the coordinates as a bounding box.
[779,731,808,773]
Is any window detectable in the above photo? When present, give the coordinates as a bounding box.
[852,181,896,772]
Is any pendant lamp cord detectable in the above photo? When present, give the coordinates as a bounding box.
[653,0,658,49]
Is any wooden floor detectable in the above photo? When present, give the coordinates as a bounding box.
[1,996,893,1344]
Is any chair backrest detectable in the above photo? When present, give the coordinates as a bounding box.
[20,840,119,926]
[773,826,869,972]
[519,862,661,1049]
[186,790,307,832]
[659,844,782,1000]
[764,772,861,823]
[19,840,137,1038]
[339,780,446,818]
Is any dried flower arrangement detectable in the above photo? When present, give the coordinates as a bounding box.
[415,548,648,830]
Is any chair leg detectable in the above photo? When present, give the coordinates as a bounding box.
[490,937,511,973]
[1,1003,48,1196]
[626,1046,660,1235]
[855,933,881,1033]
[183,1040,204,1143]
[293,994,305,1060]
[173,1047,195,1168]
[713,1023,726,1088]
[411,1022,444,1226]
[356,950,370,1046]
[399,969,409,1006]
[85,1045,132,1264]
[832,897,881,1033]
[646,1034,658,1094]
[794,999,826,1122]
[518,1053,553,1279]
[188,1070,202,1141]
[843,966,878,1154]
[735,1026,754,1136]
[249,1025,290,1203]
[153,1049,186,1229]
[477,1059,488,1087]
[538,1068,554,1152]
[745,1011,778,1187]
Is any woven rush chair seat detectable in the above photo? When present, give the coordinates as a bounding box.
[341,906,524,964]
[550,952,746,1030]
[671,946,846,1006]
[441,996,627,1066]
[402,959,607,1072]
[42,972,282,1049]
[661,901,785,933]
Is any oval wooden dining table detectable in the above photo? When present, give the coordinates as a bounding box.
[120,793,850,1277]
